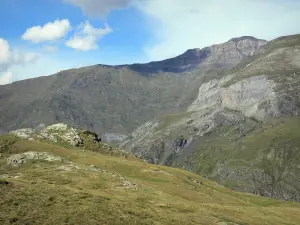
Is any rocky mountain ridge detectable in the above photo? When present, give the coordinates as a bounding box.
[123,36,266,74]
[0,36,266,134]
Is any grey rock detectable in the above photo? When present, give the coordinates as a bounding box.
[7,152,62,166]
[10,123,84,147]
[188,75,279,119]
[10,128,35,140]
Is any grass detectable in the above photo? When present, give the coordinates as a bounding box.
[188,116,300,199]
[157,111,195,131]
[1,134,300,224]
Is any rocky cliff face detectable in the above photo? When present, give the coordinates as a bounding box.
[127,36,266,74]
[120,34,300,202]
[0,37,266,134]
[187,75,279,118]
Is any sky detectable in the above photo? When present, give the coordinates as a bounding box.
[0,0,300,84]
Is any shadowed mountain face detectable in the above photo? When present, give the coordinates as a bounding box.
[0,37,266,134]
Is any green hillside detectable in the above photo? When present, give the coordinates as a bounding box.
[175,116,300,201]
[1,133,300,225]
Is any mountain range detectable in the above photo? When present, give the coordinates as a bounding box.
[1,34,300,204]
[0,36,266,134]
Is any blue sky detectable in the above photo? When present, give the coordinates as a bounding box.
[1,0,300,84]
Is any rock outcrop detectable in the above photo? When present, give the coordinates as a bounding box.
[7,152,62,166]
[9,123,134,159]
[188,75,279,119]
[11,123,83,146]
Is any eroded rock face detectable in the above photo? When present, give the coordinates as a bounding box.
[207,37,267,67]
[188,75,279,119]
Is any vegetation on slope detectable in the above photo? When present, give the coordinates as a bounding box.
[1,134,300,224]
[177,116,300,201]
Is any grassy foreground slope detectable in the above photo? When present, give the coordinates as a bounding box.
[1,135,300,225]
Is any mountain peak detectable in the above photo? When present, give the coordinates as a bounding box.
[228,36,265,42]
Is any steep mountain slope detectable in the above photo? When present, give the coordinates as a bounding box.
[1,125,300,225]
[0,37,266,134]
[120,34,300,201]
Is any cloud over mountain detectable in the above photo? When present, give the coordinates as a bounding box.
[64,0,133,17]
[22,19,72,43]
[66,21,112,51]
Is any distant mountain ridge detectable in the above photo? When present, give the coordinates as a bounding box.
[106,36,267,74]
[0,36,267,134]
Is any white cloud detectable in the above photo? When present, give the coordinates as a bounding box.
[64,0,133,17]
[0,38,39,72]
[43,45,58,53]
[0,38,12,67]
[0,38,39,84]
[22,19,72,43]
[66,21,112,51]
[0,71,13,85]
[66,36,98,51]
[136,0,300,61]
